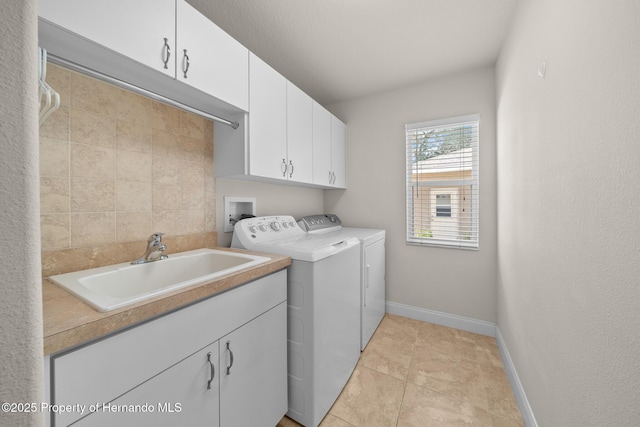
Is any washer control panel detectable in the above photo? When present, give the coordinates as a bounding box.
[232,215,303,244]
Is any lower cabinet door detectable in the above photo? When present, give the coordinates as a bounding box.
[220,302,288,427]
[73,342,220,427]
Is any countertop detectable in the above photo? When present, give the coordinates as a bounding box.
[43,247,291,355]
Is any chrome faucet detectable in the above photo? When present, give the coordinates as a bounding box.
[132,233,168,264]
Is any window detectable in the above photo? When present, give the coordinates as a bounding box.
[405,114,479,249]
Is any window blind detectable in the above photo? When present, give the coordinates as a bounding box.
[405,114,479,249]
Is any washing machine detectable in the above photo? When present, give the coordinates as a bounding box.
[231,215,360,427]
[298,214,386,350]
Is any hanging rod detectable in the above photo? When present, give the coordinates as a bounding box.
[47,54,240,129]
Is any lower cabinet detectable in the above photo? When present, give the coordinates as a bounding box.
[220,302,287,427]
[48,270,287,427]
[74,342,221,427]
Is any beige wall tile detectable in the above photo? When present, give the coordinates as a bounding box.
[116,212,152,242]
[70,72,117,117]
[117,150,152,182]
[40,105,69,141]
[117,89,152,128]
[178,209,205,235]
[70,213,115,247]
[181,185,204,210]
[40,63,215,254]
[152,101,180,135]
[116,120,152,153]
[41,214,70,251]
[40,177,69,214]
[117,181,152,212]
[152,156,181,185]
[153,184,181,210]
[70,108,116,147]
[152,129,182,158]
[181,160,204,186]
[180,135,205,161]
[180,110,206,140]
[70,143,115,180]
[70,179,115,212]
[152,210,179,236]
[40,138,69,178]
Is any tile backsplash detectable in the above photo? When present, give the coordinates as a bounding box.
[39,63,215,258]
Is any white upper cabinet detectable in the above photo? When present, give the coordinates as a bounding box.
[248,53,288,180]
[313,102,346,188]
[331,115,347,188]
[39,0,176,77]
[39,0,249,112]
[176,1,249,111]
[286,82,314,184]
[312,102,332,186]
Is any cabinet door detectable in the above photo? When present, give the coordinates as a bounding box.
[176,1,249,111]
[74,342,220,427]
[38,0,175,77]
[220,302,287,427]
[248,54,288,180]
[312,101,332,186]
[331,115,347,188]
[286,82,314,184]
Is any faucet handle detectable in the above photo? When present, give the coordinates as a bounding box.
[148,232,165,243]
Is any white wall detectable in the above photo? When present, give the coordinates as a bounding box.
[216,179,324,246]
[496,0,640,425]
[326,68,497,322]
[0,0,45,426]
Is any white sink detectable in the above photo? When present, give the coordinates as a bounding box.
[49,248,271,312]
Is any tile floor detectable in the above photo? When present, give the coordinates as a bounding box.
[278,314,524,427]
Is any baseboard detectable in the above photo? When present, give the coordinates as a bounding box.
[385,301,538,427]
[495,327,539,427]
[385,301,496,337]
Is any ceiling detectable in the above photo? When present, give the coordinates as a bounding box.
[187,0,519,106]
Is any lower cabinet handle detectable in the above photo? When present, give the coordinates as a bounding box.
[289,160,294,178]
[281,159,288,177]
[206,352,215,390]
[226,341,234,375]
[328,171,332,184]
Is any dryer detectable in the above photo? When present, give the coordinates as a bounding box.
[298,215,386,350]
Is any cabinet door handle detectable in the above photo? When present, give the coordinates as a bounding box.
[162,38,171,69]
[182,49,190,78]
[281,159,288,177]
[328,171,332,184]
[289,160,294,178]
[206,352,215,390]
[226,341,234,375]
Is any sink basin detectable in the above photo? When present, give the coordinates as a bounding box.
[49,248,271,312]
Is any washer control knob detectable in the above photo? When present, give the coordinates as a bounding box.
[270,221,282,231]
[289,220,297,228]
[248,225,258,234]
[259,224,268,232]
[282,221,289,228]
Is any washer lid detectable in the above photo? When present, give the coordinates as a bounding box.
[256,234,360,262]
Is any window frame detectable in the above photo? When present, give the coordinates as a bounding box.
[405,114,480,250]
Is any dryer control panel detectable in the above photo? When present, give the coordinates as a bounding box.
[298,214,342,232]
